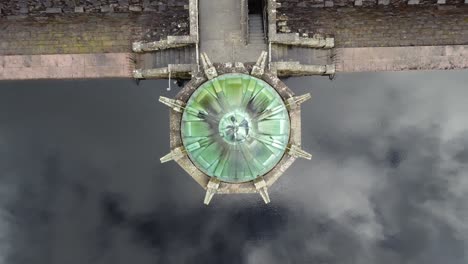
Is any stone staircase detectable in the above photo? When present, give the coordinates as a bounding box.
[132,45,197,79]
[248,14,266,46]
[136,46,196,69]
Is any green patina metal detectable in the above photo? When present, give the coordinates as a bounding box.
[181,73,290,183]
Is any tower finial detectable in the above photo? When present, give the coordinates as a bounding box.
[160,147,186,163]
[288,144,312,160]
[204,178,221,205]
[254,177,271,204]
[159,96,185,113]
[251,51,268,77]
[200,52,218,79]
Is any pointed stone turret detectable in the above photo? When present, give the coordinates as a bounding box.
[286,93,311,110]
[254,177,270,204]
[288,144,312,160]
[200,52,218,80]
[251,51,268,78]
[160,147,186,163]
[159,96,185,113]
[204,178,221,205]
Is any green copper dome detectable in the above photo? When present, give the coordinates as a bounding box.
[181,73,290,183]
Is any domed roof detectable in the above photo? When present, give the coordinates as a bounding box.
[181,73,290,183]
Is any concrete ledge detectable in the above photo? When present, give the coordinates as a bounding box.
[270,33,334,49]
[0,53,132,80]
[132,37,196,52]
[336,45,468,72]
[189,0,199,43]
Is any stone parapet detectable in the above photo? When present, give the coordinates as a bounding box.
[336,45,468,72]
[271,33,334,48]
[271,61,336,76]
[0,0,189,16]
[132,37,196,53]
[133,64,195,79]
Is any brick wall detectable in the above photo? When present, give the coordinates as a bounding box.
[276,5,468,48]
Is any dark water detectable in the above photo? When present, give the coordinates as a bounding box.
[0,71,467,263]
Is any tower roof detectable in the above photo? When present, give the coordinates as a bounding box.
[181,73,290,183]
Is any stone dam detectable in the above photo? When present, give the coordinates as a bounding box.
[0,0,467,80]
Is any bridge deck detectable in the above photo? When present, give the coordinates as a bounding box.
[199,0,266,63]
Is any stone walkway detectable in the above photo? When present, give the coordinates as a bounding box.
[199,0,266,63]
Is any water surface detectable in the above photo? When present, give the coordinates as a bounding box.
[0,71,467,263]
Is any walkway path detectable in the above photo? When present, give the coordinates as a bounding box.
[199,0,266,63]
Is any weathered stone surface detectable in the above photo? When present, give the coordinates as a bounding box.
[45,7,62,13]
[74,6,84,13]
[0,0,188,16]
[133,64,194,79]
[100,6,114,13]
[0,12,189,56]
[438,4,457,8]
[277,0,465,7]
[272,61,335,76]
[144,7,157,12]
[275,5,468,48]
[129,5,142,12]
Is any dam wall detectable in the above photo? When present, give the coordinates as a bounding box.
[1,0,467,80]
[0,0,189,80]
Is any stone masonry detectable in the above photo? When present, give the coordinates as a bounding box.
[0,1,189,55]
[1,0,468,80]
[276,4,468,48]
[0,0,188,16]
[277,0,466,8]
